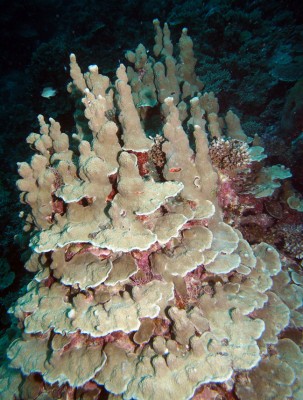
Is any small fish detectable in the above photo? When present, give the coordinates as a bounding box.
[41,87,57,99]
[169,167,182,172]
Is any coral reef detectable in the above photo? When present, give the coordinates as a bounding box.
[0,20,303,400]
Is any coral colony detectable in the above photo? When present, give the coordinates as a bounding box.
[1,20,303,400]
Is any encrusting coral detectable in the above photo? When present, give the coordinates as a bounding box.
[0,20,302,400]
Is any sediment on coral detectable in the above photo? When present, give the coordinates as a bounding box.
[0,19,302,400]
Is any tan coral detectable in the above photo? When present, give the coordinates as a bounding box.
[178,27,204,96]
[225,110,251,142]
[133,318,155,345]
[236,338,303,400]
[255,291,290,345]
[8,333,107,388]
[104,253,138,286]
[17,154,55,229]
[116,64,153,151]
[271,270,303,312]
[162,97,218,208]
[112,152,184,216]
[50,248,113,289]
[150,226,212,279]
[2,18,299,400]
[0,363,23,400]
[235,354,295,400]
[96,282,265,400]
[20,280,173,338]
